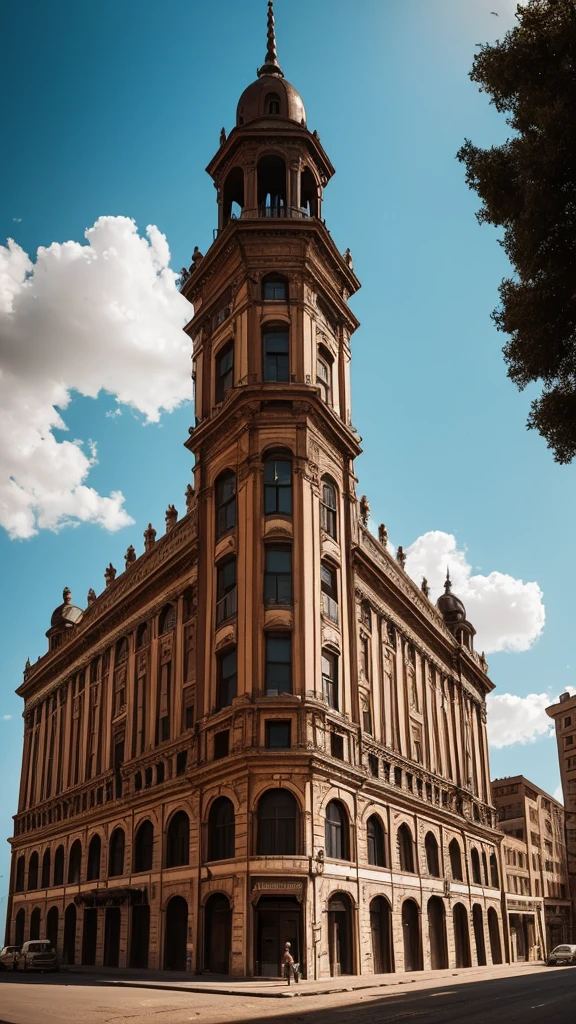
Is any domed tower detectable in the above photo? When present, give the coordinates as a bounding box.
[182,0,361,726]
[45,587,83,652]
[437,570,476,650]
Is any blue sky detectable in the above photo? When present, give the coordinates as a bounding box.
[1,0,574,912]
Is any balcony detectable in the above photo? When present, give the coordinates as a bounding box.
[321,592,339,625]
[216,587,237,626]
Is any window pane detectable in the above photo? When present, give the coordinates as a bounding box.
[266,721,291,748]
[265,333,288,353]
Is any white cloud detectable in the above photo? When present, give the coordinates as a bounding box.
[2,714,12,721]
[404,530,544,654]
[486,692,554,748]
[0,217,191,539]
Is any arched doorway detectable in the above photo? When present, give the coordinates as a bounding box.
[328,892,354,976]
[63,903,76,964]
[488,908,503,964]
[14,908,25,947]
[29,907,41,940]
[255,896,302,977]
[370,896,393,974]
[82,908,98,965]
[427,896,448,970]
[129,905,150,968]
[103,907,120,967]
[46,907,58,952]
[453,903,471,967]
[164,896,188,971]
[473,905,486,966]
[402,899,422,972]
[204,894,231,974]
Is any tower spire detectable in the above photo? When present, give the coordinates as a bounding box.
[258,0,284,78]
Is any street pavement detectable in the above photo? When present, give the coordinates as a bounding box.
[0,962,575,1024]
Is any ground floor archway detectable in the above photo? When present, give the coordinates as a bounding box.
[328,892,354,977]
[370,896,393,974]
[63,903,76,965]
[427,896,448,970]
[473,904,486,966]
[204,894,232,974]
[14,908,25,947]
[30,907,40,940]
[453,903,471,968]
[130,905,150,969]
[103,907,120,967]
[255,896,302,977]
[488,907,503,964]
[46,907,58,951]
[402,899,422,972]
[164,896,188,971]
[82,908,98,965]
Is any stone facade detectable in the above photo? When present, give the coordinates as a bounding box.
[546,694,576,942]
[5,7,507,979]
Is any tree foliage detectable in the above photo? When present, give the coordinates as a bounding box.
[457,0,576,463]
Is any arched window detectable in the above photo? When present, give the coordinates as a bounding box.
[215,471,237,538]
[159,603,176,634]
[367,814,386,867]
[208,797,235,861]
[87,834,101,881]
[134,820,154,873]
[216,557,237,624]
[482,850,489,886]
[325,800,349,860]
[215,340,234,403]
[222,166,244,224]
[217,646,237,709]
[30,907,41,940]
[41,849,51,888]
[263,326,289,382]
[262,274,288,301]
[317,345,333,404]
[257,789,298,855]
[301,166,319,217]
[27,852,39,891]
[321,561,339,624]
[398,823,415,873]
[136,622,150,649]
[115,637,128,664]
[449,838,463,881]
[490,852,499,888]
[264,455,292,515]
[266,92,280,115]
[54,846,64,886]
[321,649,338,708]
[265,634,292,695]
[257,155,287,214]
[320,479,337,538]
[425,831,440,876]
[166,811,190,867]
[67,839,82,884]
[14,855,25,893]
[264,546,292,606]
[108,828,125,877]
[471,847,482,885]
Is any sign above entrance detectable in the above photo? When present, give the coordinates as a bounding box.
[251,878,305,903]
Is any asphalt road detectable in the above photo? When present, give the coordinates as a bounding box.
[0,966,575,1024]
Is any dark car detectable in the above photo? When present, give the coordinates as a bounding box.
[546,944,576,966]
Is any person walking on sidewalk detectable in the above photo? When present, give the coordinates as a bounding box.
[282,942,299,985]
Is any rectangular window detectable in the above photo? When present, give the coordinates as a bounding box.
[265,634,292,695]
[317,352,332,405]
[321,563,339,624]
[216,472,236,538]
[214,729,230,760]
[320,481,337,538]
[330,732,344,760]
[369,753,379,777]
[264,459,292,515]
[564,717,572,728]
[263,278,287,300]
[215,341,234,403]
[217,648,237,709]
[264,546,292,606]
[566,735,574,747]
[362,702,372,734]
[216,558,237,624]
[263,330,289,382]
[176,750,188,775]
[321,650,338,708]
[185,704,194,730]
[265,720,291,749]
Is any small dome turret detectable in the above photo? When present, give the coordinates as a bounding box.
[46,587,83,651]
[436,570,476,650]
[236,2,306,126]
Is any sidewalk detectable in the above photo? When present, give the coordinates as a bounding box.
[65,960,545,999]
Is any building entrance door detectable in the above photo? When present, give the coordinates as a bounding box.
[82,908,98,965]
[103,907,120,967]
[204,894,231,974]
[328,893,354,976]
[255,897,302,977]
[129,905,150,968]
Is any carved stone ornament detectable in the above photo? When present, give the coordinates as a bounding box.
[104,563,117,587]
[359,495,370,527]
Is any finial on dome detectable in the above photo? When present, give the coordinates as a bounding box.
[63,586,71,605]
[258,1,284,78]
[444,567,452,593]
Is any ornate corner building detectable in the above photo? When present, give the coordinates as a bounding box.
[547,693,576,942]
[6,4,508,978]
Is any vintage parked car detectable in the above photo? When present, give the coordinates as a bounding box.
[0,946,21,970]
[546,944,576,966]
[17,940,59,972]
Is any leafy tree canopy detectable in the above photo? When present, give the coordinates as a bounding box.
[458,0,576,463]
